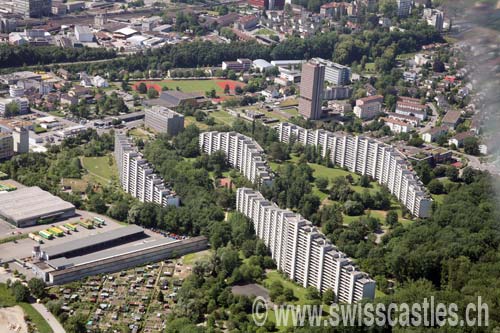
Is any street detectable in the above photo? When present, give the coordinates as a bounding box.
[31,303,66,333]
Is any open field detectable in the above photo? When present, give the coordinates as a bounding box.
[133,79,245,94]
[81,155,117,184]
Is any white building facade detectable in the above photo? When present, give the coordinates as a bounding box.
[277,123,432,218]
[237,188,376,303]
[115,134,180,207]
[199,131,273,186]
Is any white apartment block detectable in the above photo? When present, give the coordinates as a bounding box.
[199,131,273,186]
[277,123,432,218]
[311,57,351,86]
[237,188,376,303]
[0,97,29,116]
[115,133,180,207]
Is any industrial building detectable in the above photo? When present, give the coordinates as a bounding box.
[32,225,208,284]
[115,133,180,207]
[74,26,94,42]
[237,188,375,303]
[145,105,184,136]
[0,187,75,227]
[277,123,432,218]
[199,131,273,186]
[13,0,52,18]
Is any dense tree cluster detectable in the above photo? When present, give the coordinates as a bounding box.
[0,45,116,68]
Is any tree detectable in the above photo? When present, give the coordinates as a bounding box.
[322,289,335,304]
[89,195,107,214]
[386,210,399,228]
[433,59,445,73]
[4,102,20,118]
[461,167,475,184]
[224,84,230,94]
[268,142,288,161]
[305,286,320,300]
[137,82,147,94]
[463,137,480,156]
[64,314,87,333]
[408,136,424,147]
[12,282,29,302]
[359,175,370,188]
[315,177,329,192]
[344,200,364,216]
[157,290,164,302]
[147,87,159,99]
[445,166,459,182]
[28,278,46,299]
[427,179,444,194]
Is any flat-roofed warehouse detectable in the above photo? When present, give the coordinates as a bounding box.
[40,225,146,260]
[0,186,75,227]
[32,226,208,284]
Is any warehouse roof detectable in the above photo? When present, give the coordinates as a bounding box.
[41,225,145,259]
[0,187,75,223]
[47,236,178,270]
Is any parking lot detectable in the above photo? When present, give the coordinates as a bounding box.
[0,215,125,262]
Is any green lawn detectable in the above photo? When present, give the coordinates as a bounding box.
[48,110,65,117]
[263,271,308,304]
[211,110,235,125]
[182,250,211,265]
[280,98,299,107]
[0,284,53,333]
[81,156,117,184]
[136,79,244,94]
[255,28,276,36]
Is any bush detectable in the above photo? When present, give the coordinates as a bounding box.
[344,200,364,216]
[427,179,444,194]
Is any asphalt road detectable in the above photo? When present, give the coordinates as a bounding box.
[32,303,66,333]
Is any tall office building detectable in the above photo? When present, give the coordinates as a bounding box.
[13,0,52,18]
[298,61,325,120]
[397,0,412,17]
[145,105,184,136]
[114,133,179,207]
[0,132,14,160]
[311,58,351,86]
[199,131,273,186]
[237,188,376,303]
[277,123,432,218]
[12,126,29,153]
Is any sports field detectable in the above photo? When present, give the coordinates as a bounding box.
[133,79,245,94]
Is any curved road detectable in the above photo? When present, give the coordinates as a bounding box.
[32,303,66,333]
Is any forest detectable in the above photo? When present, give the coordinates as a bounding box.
[0,45,116,68]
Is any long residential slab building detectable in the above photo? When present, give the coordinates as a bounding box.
[115,133,179,207]
[199,131,273,185]
[277,123,432,218]
[237,188,375,303]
